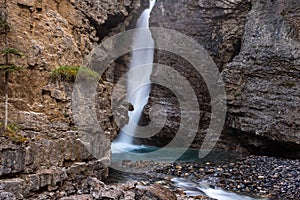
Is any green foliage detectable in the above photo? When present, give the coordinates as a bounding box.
[51,65,102,82]
[0,18,10,32]
[5,123,20,133]
[0,122,28,144]
[51,65,79,82]
[0,64,23,72]
[78,66,102,81]
[0,12,25,135]
[0,47,24,72]
[279,80,296,88]
[1,47,24,57]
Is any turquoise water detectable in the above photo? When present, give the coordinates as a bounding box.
[111,144,244,164]
[109,145,268,200]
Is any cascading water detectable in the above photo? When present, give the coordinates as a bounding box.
[172,178,268,200]
[112,0,156,150]
[108,2,271,199]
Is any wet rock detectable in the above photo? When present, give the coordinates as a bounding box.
[155,155,300,199]
[223,0,300,156]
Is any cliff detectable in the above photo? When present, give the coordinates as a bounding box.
[142,0,251,149]
[0,0,139,199]
[141,0,300,158]
[223,0,300,157]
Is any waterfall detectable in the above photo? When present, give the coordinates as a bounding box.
[113,0,156,149]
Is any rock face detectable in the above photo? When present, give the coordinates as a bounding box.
[0,0,140,199]
[137,0,252,148]
[0,136,110,199]
[0,0,139,131]
[133,0,300,158]
[0,80,119,199]
[151,0,251,69]
[223,0,300,157]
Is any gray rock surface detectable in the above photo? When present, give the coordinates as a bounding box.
[129,0,300,157]
[137,0,252,149]
[223,0,300,156]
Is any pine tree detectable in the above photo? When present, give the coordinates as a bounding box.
[0,2,23,133]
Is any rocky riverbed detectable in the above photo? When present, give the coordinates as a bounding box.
[106,154,300,200]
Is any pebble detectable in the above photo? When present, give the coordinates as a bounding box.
[176,165,182,170]
[152,155,300,199]
[108,155,300,199]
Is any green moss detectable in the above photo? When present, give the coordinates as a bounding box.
[279,80,296,88]
[77,66,102,81]
[4,132,28,144]
[0,122,28,144]
[51,65,79,82]
[51,65,102,82]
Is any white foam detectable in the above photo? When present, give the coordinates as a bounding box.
[172,178,268,200]
[111,141,144,153]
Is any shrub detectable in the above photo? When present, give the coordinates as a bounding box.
[0,122,28,144]
[50,65,102,82]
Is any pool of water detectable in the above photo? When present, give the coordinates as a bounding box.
[111,143,245,164]
[108,144,269,200]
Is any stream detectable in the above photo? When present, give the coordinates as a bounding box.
[108,145,272,200]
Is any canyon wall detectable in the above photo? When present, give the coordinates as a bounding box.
[223,0,300,157]
[143,0,252,148]
[0,0,139,199]
[143,0,300,157]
